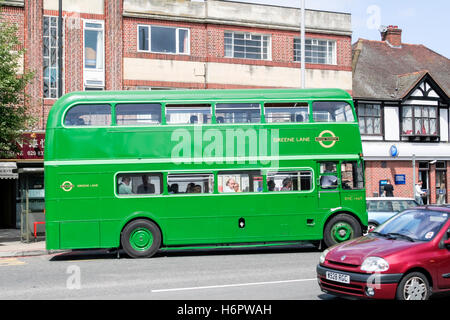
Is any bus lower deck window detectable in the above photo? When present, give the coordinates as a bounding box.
[117,173,162,195]
[167,174,214,194]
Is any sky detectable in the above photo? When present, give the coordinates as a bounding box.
[224,0,450,58]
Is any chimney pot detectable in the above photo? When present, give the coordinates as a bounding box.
[381,25,402,47]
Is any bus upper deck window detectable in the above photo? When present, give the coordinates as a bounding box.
[166,104,212,124]
[264,102,309,123]
[215,103,260,124]
[312,101,354,123]
[64,104,111,126]
[116,103,161,126]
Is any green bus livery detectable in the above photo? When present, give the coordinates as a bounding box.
[44,88,367,258]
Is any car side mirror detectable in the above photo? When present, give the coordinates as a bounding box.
[443,229,450,249]
[444,239,450,249]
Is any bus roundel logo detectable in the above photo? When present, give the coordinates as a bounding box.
[315,130,339,148]
[60,181,74,192]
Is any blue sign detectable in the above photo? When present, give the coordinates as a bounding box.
[395,174,406,185]
[390,145,399,157]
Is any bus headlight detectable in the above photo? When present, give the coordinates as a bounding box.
[319,249,330,264]
[361,257,389,272]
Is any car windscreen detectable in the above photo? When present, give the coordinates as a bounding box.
[375,209,449,242]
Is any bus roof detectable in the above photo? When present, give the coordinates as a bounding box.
[49,87,350,114]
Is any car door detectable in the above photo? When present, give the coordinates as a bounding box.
[437,224,450,290]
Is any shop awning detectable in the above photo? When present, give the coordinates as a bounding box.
[0,162,18,179]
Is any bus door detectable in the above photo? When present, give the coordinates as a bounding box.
[340,161,365,213]
[318,161,340,209]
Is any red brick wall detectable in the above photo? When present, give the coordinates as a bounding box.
[122,17,353,89]
[24,0,44,129]
[0,5,25,50]
[365,160,449,204]
[105,0,123,91]
[365,161,415,198]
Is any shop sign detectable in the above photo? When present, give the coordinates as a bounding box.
[394,174,406,185]
[16,133,45,160]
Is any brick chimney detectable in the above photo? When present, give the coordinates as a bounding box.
[381,25,402,47]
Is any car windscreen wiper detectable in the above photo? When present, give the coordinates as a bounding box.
[370,231,390,238]
[386,233,416,242]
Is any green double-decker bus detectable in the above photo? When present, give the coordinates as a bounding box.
[44,88,367,258]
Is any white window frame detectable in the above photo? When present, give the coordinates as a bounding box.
[83,19,105,89]
[137,25,190,55]
[43,15,64,98]
[224,31,271,61]
[294,38,337,65]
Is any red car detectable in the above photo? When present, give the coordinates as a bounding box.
[317,206,450,300]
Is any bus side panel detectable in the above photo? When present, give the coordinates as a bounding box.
[60,221,100,249]
[53,171,103,249]
[45,221,60,250]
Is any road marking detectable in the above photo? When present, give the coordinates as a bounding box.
[0,258,26,266]
[151,278,316,293]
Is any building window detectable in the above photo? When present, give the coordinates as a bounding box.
[294,38,336,65]
[138,25,190,54]
[357,103,382,135]
[43,16,62,98]
[83,20,104,89]
[224,32,270,60]
[402,106,438,136]
[84,22,104,70]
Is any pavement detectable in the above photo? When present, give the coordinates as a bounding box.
[0,229,48,258]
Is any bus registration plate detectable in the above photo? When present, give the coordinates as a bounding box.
[326,271,350,284]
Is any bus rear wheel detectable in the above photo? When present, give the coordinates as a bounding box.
[323,214,362,248]
[121,219,161,258]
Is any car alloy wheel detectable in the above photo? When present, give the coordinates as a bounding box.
[403,276,428,300]
[396,272,431,301]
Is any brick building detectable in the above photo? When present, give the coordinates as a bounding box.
[353,26,450,204]
[0,0,353,230]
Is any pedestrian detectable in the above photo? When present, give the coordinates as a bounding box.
[384,179,394,197]
[415,180,425,205]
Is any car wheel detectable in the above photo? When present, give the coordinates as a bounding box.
[323,214,362,248]
[396,272,431,300]
[121,219,161,258]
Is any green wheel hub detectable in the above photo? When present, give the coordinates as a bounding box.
[331,222,353,242]
[129,228,153,251]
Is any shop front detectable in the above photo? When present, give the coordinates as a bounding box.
[0,132,45,242]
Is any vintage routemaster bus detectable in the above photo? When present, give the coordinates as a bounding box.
[44,89,367,258]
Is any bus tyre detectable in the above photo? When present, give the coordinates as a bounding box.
[121,219,161,258]
[323,214,362,248]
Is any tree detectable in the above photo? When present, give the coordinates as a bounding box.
[0,13,36,158]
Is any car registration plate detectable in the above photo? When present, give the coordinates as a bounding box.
[326,271,350,284]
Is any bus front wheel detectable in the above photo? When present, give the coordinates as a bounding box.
[121,219,161,258]
[323,214,362,248]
